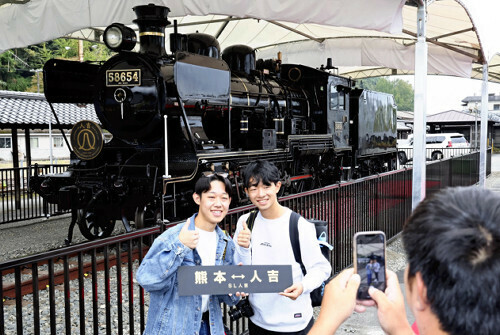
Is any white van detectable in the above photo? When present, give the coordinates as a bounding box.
[397,133,470,164]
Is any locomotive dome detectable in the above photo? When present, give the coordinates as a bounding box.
[187,33,221,59]
[222,45,256,75]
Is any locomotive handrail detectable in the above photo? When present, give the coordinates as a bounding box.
[68,163,160,173]
[163,114,170,178]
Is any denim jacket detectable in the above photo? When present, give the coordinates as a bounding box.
[136,213,238,335]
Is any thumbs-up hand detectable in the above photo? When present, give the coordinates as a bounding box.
[178,218,199,249]
[237,221,251,248]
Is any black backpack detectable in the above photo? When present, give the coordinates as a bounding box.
[246,210,333,307]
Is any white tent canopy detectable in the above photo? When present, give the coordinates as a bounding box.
[1,0,500,81]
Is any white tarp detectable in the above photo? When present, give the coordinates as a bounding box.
[257,38,473,78]
[458,0,500,63]
[0,0,405,53]
[0,0,499,81]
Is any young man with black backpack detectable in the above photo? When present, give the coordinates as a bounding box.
[234,160,331,334]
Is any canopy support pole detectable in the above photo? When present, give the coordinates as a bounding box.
[479,64,488,188]
[412,1,428,210]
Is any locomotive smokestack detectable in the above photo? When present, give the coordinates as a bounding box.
[133,4,170,57]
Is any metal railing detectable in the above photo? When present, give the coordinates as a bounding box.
[0,165,69,224]
[0,148,491,225]
[0,150,487,335]
[397,147,478,165]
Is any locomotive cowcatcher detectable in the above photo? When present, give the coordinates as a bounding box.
[30,4,398,242]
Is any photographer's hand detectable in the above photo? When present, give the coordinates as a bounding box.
[368,270,413,335]
[280,283,303,300]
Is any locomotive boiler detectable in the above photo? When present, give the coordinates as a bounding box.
[30,4,398,242]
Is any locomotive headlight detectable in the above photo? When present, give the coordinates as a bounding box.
[104,23,137,52]
[104,26,122,48]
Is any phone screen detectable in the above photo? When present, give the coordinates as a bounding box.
[354,231,386,300]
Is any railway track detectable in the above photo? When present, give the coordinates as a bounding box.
[2,247,146,299]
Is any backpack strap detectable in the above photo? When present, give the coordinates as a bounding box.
[246,210,307,276]
[289,211,307,276]
[246,209,259,231]
[221,229,230,261]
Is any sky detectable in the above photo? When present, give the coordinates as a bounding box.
[395,75,500,115]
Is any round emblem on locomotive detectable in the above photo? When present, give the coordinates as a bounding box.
[70,121,104,160]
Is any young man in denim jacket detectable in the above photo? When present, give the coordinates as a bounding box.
[137,174,240,335]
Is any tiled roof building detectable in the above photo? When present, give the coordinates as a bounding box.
[0,90,99,129]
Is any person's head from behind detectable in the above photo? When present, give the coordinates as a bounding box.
[242,160,281,211]
[193,174,232,225]
[403,186,500,335]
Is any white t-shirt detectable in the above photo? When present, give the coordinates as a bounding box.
[233,208,331,332]
[195,227,217,313]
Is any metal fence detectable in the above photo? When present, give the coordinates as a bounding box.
[0,150,487,335]
[0,149,491,226]
[396,146,476,165]
[0,165,69,224]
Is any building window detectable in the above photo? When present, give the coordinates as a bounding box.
[30,137,39,149]
[0,138,11,148]
[494,104,500,110]
[53,136,64,147]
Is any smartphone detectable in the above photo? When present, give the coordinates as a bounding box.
[353,231,386,300]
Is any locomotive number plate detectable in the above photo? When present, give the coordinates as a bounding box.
[106,69,141,87]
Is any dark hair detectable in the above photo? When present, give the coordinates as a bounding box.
[194,174,232,197]
[242,160,280,188]
[402,186,500,335]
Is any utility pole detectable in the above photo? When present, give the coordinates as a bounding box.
[78,40,84,62]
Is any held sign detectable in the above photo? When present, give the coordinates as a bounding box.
[177,265,293,296]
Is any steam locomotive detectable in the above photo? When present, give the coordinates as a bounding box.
[30,4,398,242]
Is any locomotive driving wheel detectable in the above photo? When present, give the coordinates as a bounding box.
[134,205,161,229]
[77,209,116,240]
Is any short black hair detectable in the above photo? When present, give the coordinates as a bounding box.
[403,186,500,335]
[194,174,232,197]
[242,160,280,188]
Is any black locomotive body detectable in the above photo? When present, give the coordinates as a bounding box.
[30,4,397,241]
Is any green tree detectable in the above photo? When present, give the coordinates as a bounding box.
[0,51,33,92]
[0,38,112,93]
[83,42,114,62]
[359,77,414,111]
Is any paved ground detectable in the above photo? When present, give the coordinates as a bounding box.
[492,151,500,172]
[487,153,500,192]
